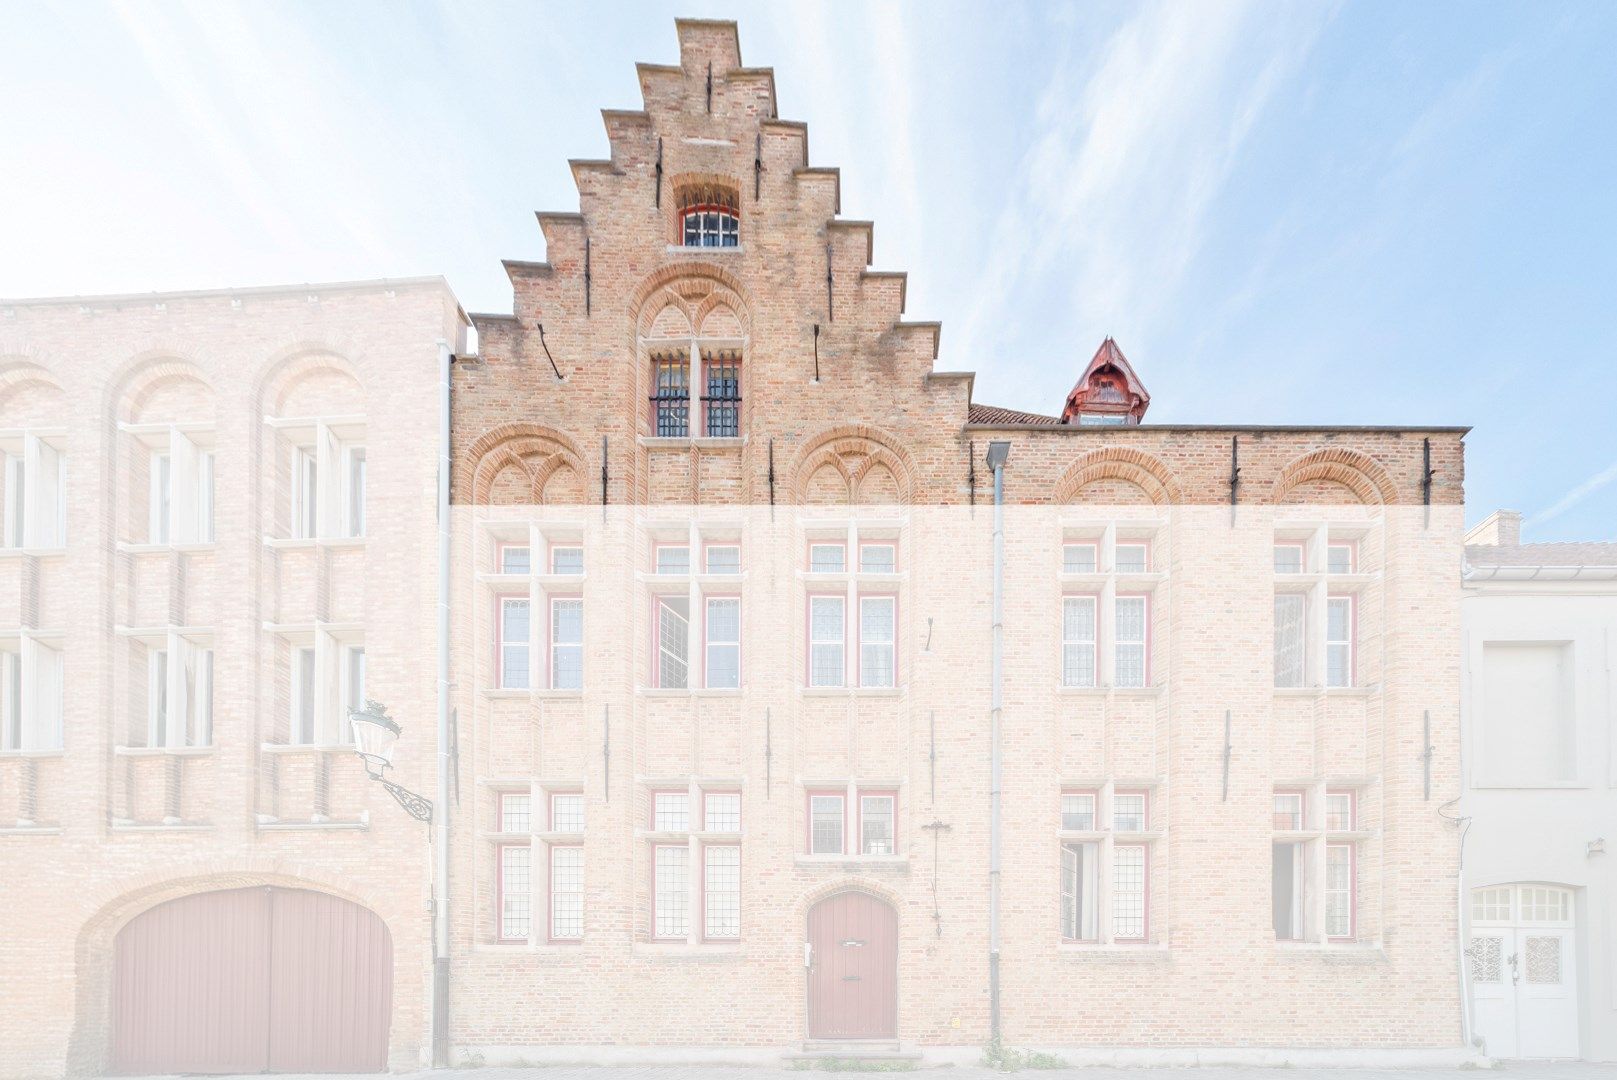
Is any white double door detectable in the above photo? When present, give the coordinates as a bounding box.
[1470,884,1579,1059]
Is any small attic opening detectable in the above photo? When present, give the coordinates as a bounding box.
[677,182,740,248]
[1062,338,1150,425]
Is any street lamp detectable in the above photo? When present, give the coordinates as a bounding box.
[349,699,434,823]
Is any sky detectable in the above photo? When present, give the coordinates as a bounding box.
[2,0,1614,540]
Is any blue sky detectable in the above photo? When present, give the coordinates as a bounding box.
[3,1,1614,539]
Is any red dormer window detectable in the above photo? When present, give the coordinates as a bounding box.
[1061,338,1150,425]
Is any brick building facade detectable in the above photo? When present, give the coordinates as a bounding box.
[0,279,465,1075]
[444,18,1470,1064]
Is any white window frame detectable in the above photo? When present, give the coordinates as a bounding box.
[1274,791,1305,832]
[1325,842,1355,940]
[1274,592,1306,688]
[1112,843,1148,941]
[1114,541,1149,574]
[549,844,584,941]
[655,595,690,690]
[498,543,531,575]
[549,544,583,575]
[703,543,741,575]
[703,790,741,832]
[1062,541,1098,574]
[704,596,740,690]
[1061,840,1100,942]
[702,843,741,940]
[857,594,896,688]
[344,445,366,538]
[2,435,66,550]
[808,542,846,574]
[652,790,690,832]
[1113,595,1148,688]
[290,644,317,745]
[1060,790,1096,832]
[498,843,532,942]
[652,843,690,940]
[1326,595,1355,688]
[498,596,531,690]
[499,791,532,833]
[858,542,896,574]
[1062,595,1097,688]
[1273,840,1307,941]
[655,544,691,575]
[550,596,583,691]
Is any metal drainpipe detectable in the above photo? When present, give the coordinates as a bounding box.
[433,339,452,1067]
[986,441,1011,1044]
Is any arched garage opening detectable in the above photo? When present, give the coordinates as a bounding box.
[111,886,392,1074]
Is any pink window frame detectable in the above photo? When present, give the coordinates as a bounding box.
[495,592,530,690]
[1113,538,1152,573]
[547,540,584,575]
[547,592,583,691]
[1326,841,1357,942]
[1112,788,1150,833]
[805,591,847,687]
[546,841,583,943]
[702,592,742,690]
[698,353,742,439]
[1061,592,1099,687]
[1112,842,1151,943]
[806,539,848,573]
[652,539,692,575]
[702,789,742,833]
[1113,592,1152,687]
[857,540,899,574]
[1273,788,1307,831]
[855,592,898,688]
[1273,539,1307,574]
[805,789,846,854]
[651,593,692,690]
[495,539,531,575]
[857,789,899,855]
[498,790,532,834]
[1060,788,1099,831]
[1325,788,1356,832]
[1326,593,1357,687]
[495,841,530,943]
[699,841,742,943]
[649,789,691,832]
[548,790,584,833]
[678,202,741,246]
[1062,540,1100,574]
[701,538,742,575]
[648,352,692,435]
[1059,839,1100,943]
[649,842,689,941]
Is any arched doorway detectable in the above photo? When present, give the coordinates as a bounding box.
[1469,883,1579,1059]
[111,886,392,1073]
[806,891,898,1041]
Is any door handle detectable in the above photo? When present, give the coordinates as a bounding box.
[842,975,862,981]
[1507,952,1519,985]
[841,939,865,947]
[804,942,814,969]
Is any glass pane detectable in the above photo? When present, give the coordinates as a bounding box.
[707,598,740,642]
[550,846,583,939]
[552,599,583,644]
[501,794,531,833]
[810,795,844,854]
[809,544,845,573]
[500,845,531,939]
[1325,845,1353,937]
[705,545,740,574]
[656,546,691,574]
[1113,794,1146,832]
[859,545,896,573]
[810,596,844,640]
[653,792,689,832]
[501,545,531,574]
[551,547,583,575]
[658,598,689,689]
[704,845,741,938]
[1274,594,1305,688]
[551,793,584,832]
[1115,544,1148,573]
[860,796,894,854]
[1063,544,1097,574]
[653,846,689,938]
[1060,793,1094,831]
[1273,545,1303,573]
[1112,845,1146,939]
[1273,794,1303,831]
[704,792,741,832]
[1327,545,1353,574]
[1063,597,1096,642]
[1326,793,1353,831]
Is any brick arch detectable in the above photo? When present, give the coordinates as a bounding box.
[0,359,65,422]
[631,264,754,339]
[1054,447,1181,506]
[788,425,917,505]
[1273,447,1398,506]
[66,862,398,1074]
[257,348,364,417]
[458,421,585,506]
[105,354,215,424]
[792,877,905,925]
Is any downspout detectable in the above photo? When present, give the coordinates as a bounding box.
[433,340,452,1067]
[985,441,1011,1045]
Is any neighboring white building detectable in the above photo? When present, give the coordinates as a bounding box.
[1462,509,1617,1062]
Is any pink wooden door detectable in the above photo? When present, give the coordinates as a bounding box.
[807,891,898,1039]
[112,887,392,1074]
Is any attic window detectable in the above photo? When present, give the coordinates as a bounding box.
[1078,413,1127,426]
[679,184,740,248]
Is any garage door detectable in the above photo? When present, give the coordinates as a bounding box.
[112,886,392,1074]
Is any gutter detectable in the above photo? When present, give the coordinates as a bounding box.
[1462,562,1617,581]
[433,340,453,1067]
[985,441,1011,1044]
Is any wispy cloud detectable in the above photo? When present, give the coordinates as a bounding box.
[1525,457,1617,532]
[954,2,1331,397]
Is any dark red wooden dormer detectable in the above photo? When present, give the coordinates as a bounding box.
[1061,338,1150,425]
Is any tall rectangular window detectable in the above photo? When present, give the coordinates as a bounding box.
[549,845,584,941]
[1112,844,1147,941]
[1273,841,1305,940]
[1060,841,1098,941]
[291,645,316,744]
[498,844,531,941]
[1326,596,1354,687]
[703,845,741,939]
[1114,596,1147,688]
[551,598,583,690]
[1274,594,1305,688]
[858,596,895,688]
[2,453,24,548]
[498,597,530,690]
[653,845,690,939]
[705,597,740,689]
[149,453,172,544]
[292,446,318,540]
[651,353,690,437]
[1062,596,1096,687]
[3,437,65,549]
[703,351,741,438]
[550,792,585,832]
[860,793,895,855]
[1325,843,1354,939]
[809,596,845,687]
[656,596,690,689]
[809,793,845,854]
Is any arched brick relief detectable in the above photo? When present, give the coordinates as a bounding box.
[1054,447,1180,506]
[458,422,585,507]
[109,357,215,425]
[0,360,64,427]
[646,302,694,340]
[260,350,364,418]
[788,426,917,506]
[66,862,401,1075]
[803,461,851,505]
[1273,447,1397,506]
[695,301,743,339]
[631,265,754,340]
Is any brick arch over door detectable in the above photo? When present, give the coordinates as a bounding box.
[1054,447,1180,506]
[457,422,586,506]
[68,866,403,1076]
[1273,447,1398,505]
[788,426,917,505]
